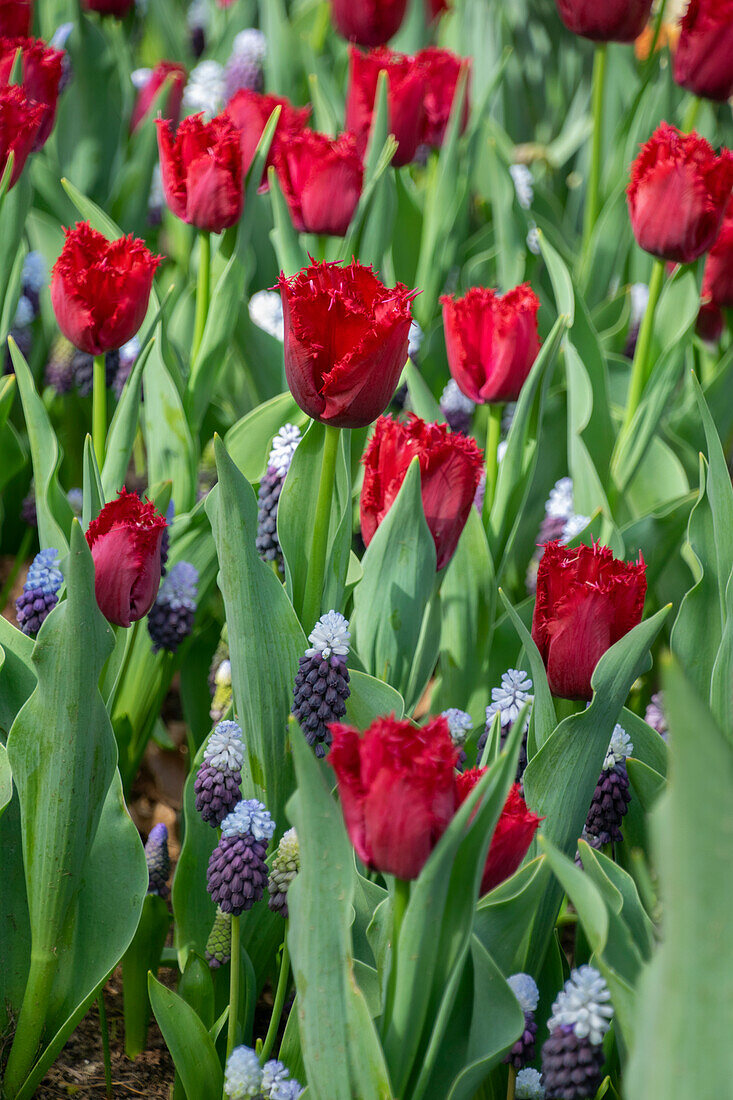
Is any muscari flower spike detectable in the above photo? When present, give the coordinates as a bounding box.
[44,335,75,395]
[542,966,612,1099]
[224,28,267,99]
[505,973,540,1071]
[477,669,534,778]
[256,424,302,575]
[292,611,351,757]
[194,720,244,827]
[145,822,171,898]
[515,1068,545,1100]
[205,905,232,969]
[644,691,667,739]
[224,1046,262,1100]
[15,548,63,636]
[261,1059,304,1099]
[147,560,198,654]
[268,827,300,919]
[207,799,275,915]
[441,707,473,772]
[440,378,475,435]
[183,59,224,118]
[72,348,118,398]
[249,290,285,342]
[583,724,633,850]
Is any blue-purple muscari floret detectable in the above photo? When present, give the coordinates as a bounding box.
[224,1046,262,1099]
[581,724,632,852]
[195,720,244,827]
[261,1059,304,1099]
[145,822,171,898]
[147,560,198,654]
[292,611,351,757]
[541,967,612,1099]
[477,670,533,776]
[15,548,63,636]
[440,378,475,434]
[644,691,667,739]
[67,488,83,517]
[256,424,302,574]
[515,1068,545,1100]
[224,29,267,99]
[505,973,540,1071]
[207,800,275,915]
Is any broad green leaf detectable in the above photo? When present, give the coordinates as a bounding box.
[473,856,551,973]
[142,333,196,513]
[0,619,35,737]
[0,741,11,817]
[81,435,104,530]
[268,167,305,277]
[497,589,556,755]
[102,335,155,499]
[149,974,224,1099]
[345,670,405,727]
[626,758,665,812]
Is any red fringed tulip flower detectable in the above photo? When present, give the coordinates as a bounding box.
[277,258,415,428]
[441,284,541,405]
[416,47,469,148]
[456,771,542,895]
[346,46,426,167]
[361,414,483,570]
[531,541,647,701]
[627,123,733,264]
[0,0,31,36]
[274,129,363,237]
[0,84,42,186]
[329,714,458,880]
[130,61,186,135]
[329,0,408,48]
[0,37,63,149]
[696,300,724,343]
[156,113,243,233]
[224,88,311,183]
[86,489,167,628]
[51,222,160,355]
[553,0,653,42]
[673,0,733,103]
[83,0,134,15]
[702,198,733,309]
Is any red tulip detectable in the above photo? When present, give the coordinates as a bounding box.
[86,489,167,628]
[702,198,733,309]
[156,113,243,233]
[441,284,541,405]
[554,0,653,41]
[51,222,160,356]
[277,258,415,428]
[329,714,458,880]
[0,0,32,36]
[0,37,62,150]
[456,772,542,895]
[0,83,43,187]
[426,0,450,19]
[673,0,733,103]
[130,61,186,135]
[531,541,647,701]
[696,300,724,343]
[360,414,484,570]
[346,46,426,167]
[82,0,134,15]
[627,123,733,264]
[224,88,311,184]
[273,129,363,237]
[416,47,469,148]
[329,0,408,48]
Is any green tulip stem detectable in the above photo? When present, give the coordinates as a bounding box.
[301,424,341,632]
[226,914,241,1063]
[382,877,411,1035]
[98,991,113,1099]
[581,43,607,261]
[507,1066,517,1100]
[482,402,504,526]
[192,230,211,364]
[93,354,107,468]
[259,934,290,1064]
[622,258,666,434]
[682,95,701,133]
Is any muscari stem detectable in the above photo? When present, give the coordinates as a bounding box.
[226,913,241,1063]
[300,424,341,631]
[581,43,607,260]
[382,877,411,1037]
[507,1065,517,1100]
[93,353,107,468]
[622,258,665,434]
[192,231,211,364]
[482,402,503,527]
[98,991,113,1099]
[259,934,291,1064]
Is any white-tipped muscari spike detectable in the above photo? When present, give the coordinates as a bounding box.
[507,972,540,1014]
[547,965,614,1045]
[603,724,634,770]
[306,611,350,660]
[203,720,244,772]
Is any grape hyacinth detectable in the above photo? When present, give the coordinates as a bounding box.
[194,720,244,827]
[249,290,285,341]
[187,0,209,57]
[20,489,37,528]
[224,29,267,100]
[72,348,118,397]
[182,59,224,118]
[441,707,473,771]
[516,1068,545,1100]
[644,691,668,739]
[526,478,590,594]
[147,561,198,654]
[477,669,533,777]
[144,822,171,898]
[224,1046,263,1100]
[44,336,76,395]
[505,973,540,1071]
[113,336,140,400]
[408,319,424,363]
[440,378,475,434]
[261,1059,304,1099]
[67,488,83,517]
[268,827,300,918]
[584,725,633,849]
[21,250,47,317]
[541,966,613,1100]
[256,424,302,574]
[292,610,351,757]
[207,799,275,915]
[15,549,63,636]
[205,906,232,968]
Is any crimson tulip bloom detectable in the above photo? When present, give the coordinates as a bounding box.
[86,489,167,628]
[0,84,42,187]
[83,0,134,14]
[696,300,724,344]
[274,129,363,237]
[224,89,311,183]
[0,0,31,36]
[441,284,541,405]
[456,771,542,895]
[346,46,426,167]
[329,0,408,48]
[627,124,733,265]
[674,0,733,103]
[553,0,653,42]
[156,113,243,233]
[51,222,160,355]
[0,37,63,149]
[361,414,483,570]
[329,714,458,880]
[416,47,469,148]
[702,198,733,309]
[277,258,415,428]
[130,61,186,135]
[531,541,647,701]
[426,0,450,18]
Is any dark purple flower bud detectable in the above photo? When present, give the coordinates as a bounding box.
[584,726,632,847]
[541,965,612,1099]
[20,488,37,527]
[72,347,118,398]
[15,548,62,636]
[194,720,244,827]
[292,611,351,757]
[256,424,301,575]
[147,559,197,654]
[145,822,171,897]
[206,799,275,916]
[504,973,540,1071]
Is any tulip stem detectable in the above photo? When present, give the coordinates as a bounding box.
[301,424,340,631]
[581,44,607,261]
[192,231,211,365]
[259,934,290,1064]
[382,878,410,1035]
[226,914,240,1063]
[93,354,107,468]
[482,402,503,527]
[646,0,668,62]
[622,259,665,434]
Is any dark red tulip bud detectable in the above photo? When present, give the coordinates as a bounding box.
[673,0,733,103]
[0,36,63,149]
[346,46,426,167]
[130,61,186,135]
[0,84,43,187]
[553,0,653,42]
[329,0,408,48]
[456,772,542,895]
[156,112,243,233]
[416,47,470,149]
[0,0,32,36]
[274,129,363,237]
